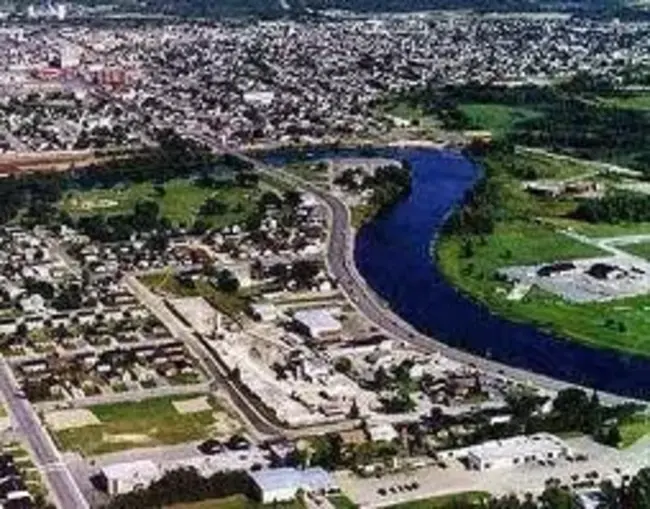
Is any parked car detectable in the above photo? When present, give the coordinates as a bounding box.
[198,439,224,455]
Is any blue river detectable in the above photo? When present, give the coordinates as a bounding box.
[263,147,650,400]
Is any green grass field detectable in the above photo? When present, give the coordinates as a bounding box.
[139,272,252,318]
[379,100,439,127]
[458,103,543,136]
[598,92,650,111]
[387,492,489,509]
[514,149,599,180]
[166,495,304,509]
[328,495,358,509]
[52,395,222,456]
[436,147,650,357]
[61,178,259,228]
[284,162,330,187]
[438,225,650,356]
[619,414,650,448]
[544,217,650,238]
[621,241,650,260]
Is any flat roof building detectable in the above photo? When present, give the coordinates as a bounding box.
[249,303,279,322]
[249,467,339,504]
[100,460,160,495]
[466,433,571,471]
[366,423,399,443]
[293,309,342,339]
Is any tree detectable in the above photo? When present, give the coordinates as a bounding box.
[215,269,240,294]
[199,197,228,216]
[310,433,344,470]
[334,357,352,374]
[15,322,28,338]
[283,190,302,209]
[132,200,160,231]
[348,399,360,419]
[628,467,650,508]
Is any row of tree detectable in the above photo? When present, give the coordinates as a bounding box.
[573,192,650,224]
[104,468,256,509]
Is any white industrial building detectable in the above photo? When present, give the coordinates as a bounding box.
[250,467,339,503]
[249,303,279,322]
[466,433,572,471]
[293,309,342,339]
[100,460,160,495]
[366,423,399,442]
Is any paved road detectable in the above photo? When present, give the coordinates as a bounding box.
[123,275,284,439]
[124,275,362,440]
[0,359,89,509]
[235,152,646,406]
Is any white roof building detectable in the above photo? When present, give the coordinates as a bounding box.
[101,460,160,495]
[466,433,572,471]
[366,423,399,443]
[249,303,279,322]
[293,309,342,339]
[20,294,45,314]
[249,467,339,504]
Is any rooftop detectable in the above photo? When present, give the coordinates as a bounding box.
[101,459,159,481]
[467,433,569,462]
[249,467,337,493]
[293,309,341,333]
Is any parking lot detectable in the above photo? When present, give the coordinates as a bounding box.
[336,435,650,507]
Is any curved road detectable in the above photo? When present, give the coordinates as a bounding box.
[245,154,645,406]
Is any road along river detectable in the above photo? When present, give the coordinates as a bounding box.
[262,147,650,400]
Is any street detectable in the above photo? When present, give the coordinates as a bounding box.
[0,359,89,509]
[235,151,645,407]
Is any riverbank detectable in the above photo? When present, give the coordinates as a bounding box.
[434,145,650,359]
[261,145,650,399]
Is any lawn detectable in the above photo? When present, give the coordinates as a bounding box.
[139,272,252,318]
[379,100,439,127]
[458,103,543,137]
[61,178,259,228]
[514,148,599,180]
[545,217,650,238]
[621,241,650,261]
[619,414,650,448]
[387,491,489,509]
[52,395,222,456]
[350,204,379,229]
[328,495,357,509]
[598,92,650,110]
[435,144,650,357]
[437,224,650,356]
[166,495,304,509]
[284,162,330,188]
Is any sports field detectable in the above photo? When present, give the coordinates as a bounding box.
[61,178,259,228]
[51,395,236,456]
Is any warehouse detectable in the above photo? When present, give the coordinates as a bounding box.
[466,433,571,471]
[100,460,160,495]
[293,309,342,339]
[249,467,339,503]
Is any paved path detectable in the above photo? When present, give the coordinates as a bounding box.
[0,359,89,509]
